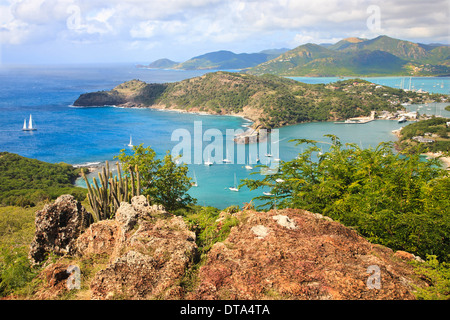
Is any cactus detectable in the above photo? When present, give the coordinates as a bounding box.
[82,160,141,221]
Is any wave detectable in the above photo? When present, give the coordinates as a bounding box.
[68,105,117,108]
[72,161,102,168]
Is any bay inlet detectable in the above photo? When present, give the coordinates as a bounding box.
[0,64,448,209]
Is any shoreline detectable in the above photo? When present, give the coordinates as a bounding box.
[114,102,257,125]
[423,152,450,170]
[391,129,450,170]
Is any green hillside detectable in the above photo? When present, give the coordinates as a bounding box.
[141,49,290,71]
[396,118,450,154]
[0,152,86,207]
[247,35,450,76]
[174,50,276,70]
[74,72,440,129]
[143,58,179,69]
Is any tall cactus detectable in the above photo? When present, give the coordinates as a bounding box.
[82,160,140,221]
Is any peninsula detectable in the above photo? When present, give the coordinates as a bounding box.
[73,72,444,129]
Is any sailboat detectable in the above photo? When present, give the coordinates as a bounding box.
[22,114,36,131]
[128,135,133,147]
[229,173,239,192]
[245,152,253,170]
[204,157,213,166]
[191,171,198,187]
[223,151,232,163]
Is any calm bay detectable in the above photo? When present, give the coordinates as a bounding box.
[0,64,448,209]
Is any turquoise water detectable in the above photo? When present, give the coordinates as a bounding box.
[289,76,450,95]
[0,64,448,209]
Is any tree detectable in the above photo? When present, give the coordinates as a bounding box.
[240,135,450,262]
[115,144,194,211]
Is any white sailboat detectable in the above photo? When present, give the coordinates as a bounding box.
[128,135,133,147]
[204,157,213,166]
[223,151,232,163]
[22,114,36,131]
[191,171,198,187]
[245,152,253,170]
[229,173,239,192]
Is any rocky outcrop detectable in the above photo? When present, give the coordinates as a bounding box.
[188,209,423,300]
[35,195,197,300]
[31,196,427,300]
[29,195,93,264]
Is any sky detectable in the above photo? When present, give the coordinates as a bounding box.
[0,0,449,65]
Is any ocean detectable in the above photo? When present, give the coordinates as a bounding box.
[0,64,449,209]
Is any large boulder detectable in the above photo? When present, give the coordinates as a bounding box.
[30,196,428,300]
[188,209,424,300]
[76,195,198,300]
[29,195,93,264]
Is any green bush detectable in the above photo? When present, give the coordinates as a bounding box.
[413,255,450,300]
[0,246,38,297]
[241,135,450,262]
[115,145,195,211]
[0,152,86,207]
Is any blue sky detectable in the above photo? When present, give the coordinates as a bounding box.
[0,0,449,64]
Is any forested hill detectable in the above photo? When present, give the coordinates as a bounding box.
[0,152,86,206]
[74,72,438,129]
[246,35,450,77]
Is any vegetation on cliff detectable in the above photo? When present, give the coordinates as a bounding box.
[241,136,450,263]
[0,152,86,207]
[74,72,439,129]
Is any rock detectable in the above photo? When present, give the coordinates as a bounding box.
[29,196,429,300]
[34,263,71,299]
[272,214,297,229]
[75,220,120,257]
[29,195,93,264]
[394,250,425,263]
[115,202,139,233]
[394,250,415,261]
[83,197,197,300]
[189,209,424,300]
[251,225,269,239]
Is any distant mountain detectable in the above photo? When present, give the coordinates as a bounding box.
[139,58,179,69]
[140,49,290,71]
[247,35,450,77]
[174,49,292,70]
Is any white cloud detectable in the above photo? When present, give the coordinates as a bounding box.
[129,21,156,39]
[1,0,449,63]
